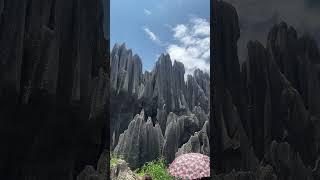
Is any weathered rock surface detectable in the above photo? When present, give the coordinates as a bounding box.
[113,110,164,169]
[213,0,320,179]
[186,71,210,114]
[109,44,144,150]
[193,105,209,130]
[110,43,143,96]
[110,44,210,153]
[176,120,210,157]
[110,89,141,150]
[110,43,210,118]
[110,43,211,167]
[141,53,190,117]
[78,155,141,180]
[0,0,109,179]
[110,160,140,180]
[162,112,200,163]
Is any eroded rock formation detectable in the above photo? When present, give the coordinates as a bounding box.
[162,112,200,163]
[213,0,320,179]
[113,110,164,169]
[176,120,210,158]
[110,44,210,158]
[110,43,210,169]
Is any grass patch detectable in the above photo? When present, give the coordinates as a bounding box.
[135,157,174,180]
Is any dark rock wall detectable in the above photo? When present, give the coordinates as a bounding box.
[213,0,320,179]
[0,0,109,179]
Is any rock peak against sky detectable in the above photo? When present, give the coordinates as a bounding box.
[111,0,209,75]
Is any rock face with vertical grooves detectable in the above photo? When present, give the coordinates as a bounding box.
[110,43,210,168]
[110,43,143,150]
[162,112,200,163]
[113,110,164,169]
[141,53,190,117]
[175,120,210,157]
[186,70,210,113]
[110,43,143,96]
[213,0,320,179]
[0,0,109,179]
[110,44,210,159]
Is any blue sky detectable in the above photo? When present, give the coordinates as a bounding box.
[111,0,210,75]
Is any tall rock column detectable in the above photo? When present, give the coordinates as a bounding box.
[212,1,258,174]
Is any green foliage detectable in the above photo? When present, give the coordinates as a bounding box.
[110,153,124,168]
[135,157,174,180]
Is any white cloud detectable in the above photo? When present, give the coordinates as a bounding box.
[143,27,162,45]
[191,17,210,36]
[166,17,210,77]
[173,24,188,38]
[144,9,152,16]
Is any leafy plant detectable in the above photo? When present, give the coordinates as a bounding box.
[135,157,174,180]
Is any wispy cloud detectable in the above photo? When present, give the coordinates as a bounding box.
[166,17,210,77]
[143,27,162,45]
[144,9,152,16]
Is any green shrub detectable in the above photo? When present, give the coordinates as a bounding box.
[135,157,174,180]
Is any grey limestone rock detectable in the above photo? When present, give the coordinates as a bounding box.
[110,45,210,151]
[111,43,142,96]
[176,120,210,157]
[162,112,200,163]
[114,110,164,169]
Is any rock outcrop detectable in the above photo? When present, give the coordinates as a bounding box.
[110,160,140,180]
[176,120,210,157]
[213,0,320,179]
[0,0,109,179]
[141,53,190,116]
[113,110,164,169]
[186,70,210,113]
[78,152,142,180]
[162,112,200,163]
[110,43,143,96]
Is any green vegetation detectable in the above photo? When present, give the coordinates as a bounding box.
[110,153,123,168]
[135,157,174,180]
[110,153,174,180]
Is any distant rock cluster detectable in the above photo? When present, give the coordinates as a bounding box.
[213,0,320,179]
[110,43,210,169]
